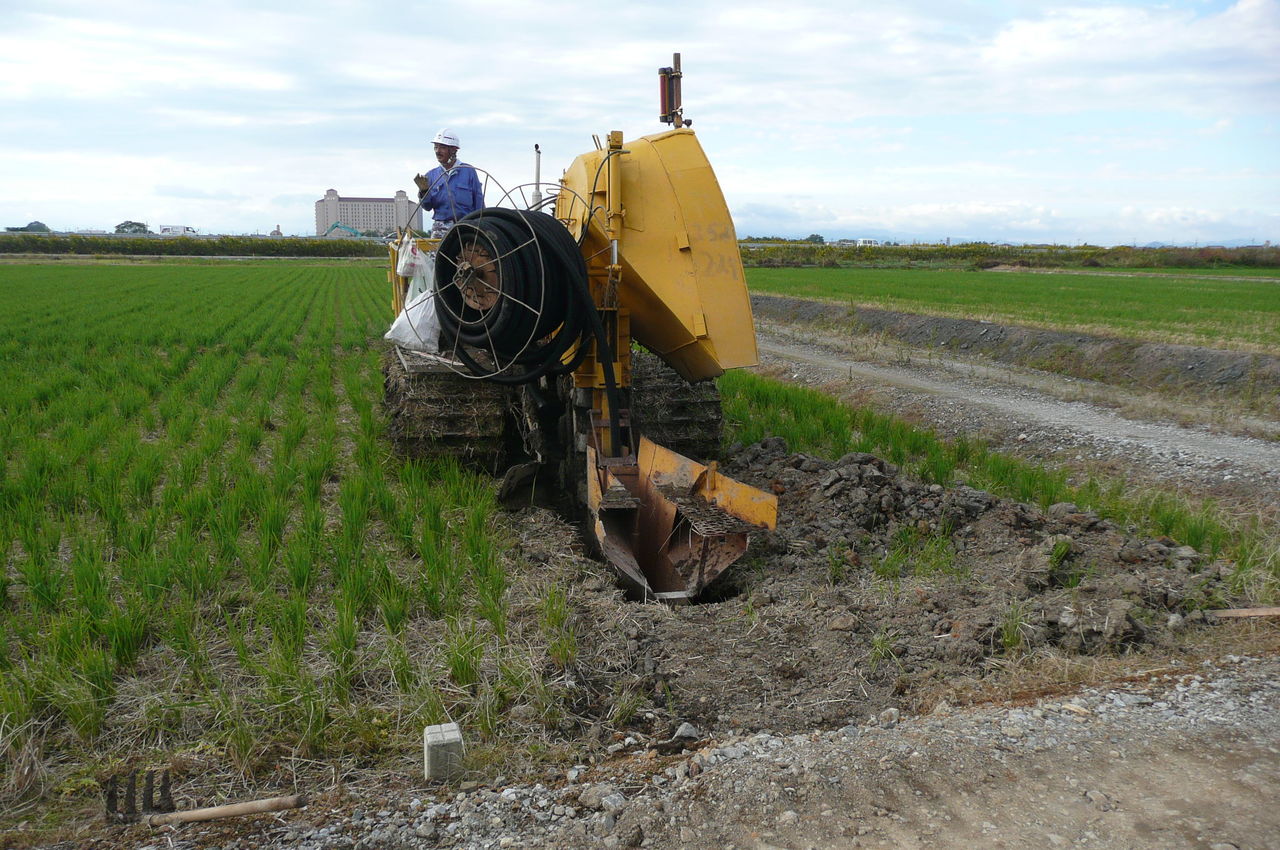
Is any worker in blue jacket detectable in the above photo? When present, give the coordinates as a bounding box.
[415,128,484,237]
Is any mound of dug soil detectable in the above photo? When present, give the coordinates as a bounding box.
[551,439,1239,734]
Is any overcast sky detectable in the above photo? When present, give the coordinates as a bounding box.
[2,0,1276,245]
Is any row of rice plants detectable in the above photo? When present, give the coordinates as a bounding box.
[0,263,563,814]
[719,370,1277,600]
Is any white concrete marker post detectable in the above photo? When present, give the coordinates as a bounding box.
[423,722,464,781]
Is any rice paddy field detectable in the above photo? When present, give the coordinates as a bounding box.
[745,267,1280,352]
[2,259,1276,835]
[0,261,585,821]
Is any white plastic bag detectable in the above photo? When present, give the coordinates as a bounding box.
[395,233,427,277]
[405,253,435,303]
[385,267,441,352]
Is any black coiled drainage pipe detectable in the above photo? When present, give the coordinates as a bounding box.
[433,208,624,451]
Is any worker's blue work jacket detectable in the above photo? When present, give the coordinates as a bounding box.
[421,163,484,223]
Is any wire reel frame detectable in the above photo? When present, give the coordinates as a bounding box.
[398,166,610,386]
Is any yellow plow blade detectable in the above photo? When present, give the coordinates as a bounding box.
[587,437,776,602]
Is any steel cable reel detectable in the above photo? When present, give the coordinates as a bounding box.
[435,207,583,384]
[400,169,624,448]
[400,168,608,384]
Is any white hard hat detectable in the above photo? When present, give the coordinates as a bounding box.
[433,128,460,147]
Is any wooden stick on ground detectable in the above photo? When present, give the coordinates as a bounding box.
[1207,607,1280,619]
[145,794,307,826]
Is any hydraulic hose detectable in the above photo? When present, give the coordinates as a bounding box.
[433,208,625,452]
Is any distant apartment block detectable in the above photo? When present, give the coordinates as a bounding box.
[315,189,421,236]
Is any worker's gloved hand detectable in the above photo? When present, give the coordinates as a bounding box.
[413,173,430,199]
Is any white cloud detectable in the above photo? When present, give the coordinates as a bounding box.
[0,0,1275,242]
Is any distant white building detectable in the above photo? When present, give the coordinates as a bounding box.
[314,189,421,236]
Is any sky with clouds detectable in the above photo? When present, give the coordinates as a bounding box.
[2,0,1276,245]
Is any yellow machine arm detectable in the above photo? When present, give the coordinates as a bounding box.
[558,128,760,383]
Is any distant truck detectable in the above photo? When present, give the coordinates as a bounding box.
[158,225,199,236]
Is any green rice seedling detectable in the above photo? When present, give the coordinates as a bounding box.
[314,381,338,414]
[103,597,149,669]
[258,493,288,555]
[475,578,507,639]
[166,599,208,682]
[223,612,255,675]
[170,449,203,495]
[540,586,577,669]
[948,433,978,466]
[215,695,259,777]
[271,592,310,661]
[270,457,297,499]
[464,509,507,635]
[915,532,961,576]
[49,646,115,741]
[417,489,448,560]
[210,487,246,561]
[49,611,93,667]
[386,639,417,692]
[118,505,160,560]
[284,539,317,595]
[443,619,485,689]
[0,669,34,731]
[113,384,147,420]
[237,419,265,454]
[127,445,165,507]
[369,473,398,528]
[198,414,232,459]
[171,530,221,599]
[874,525,960,579]
[999,600,1032,653]
[15,501,59,566]
[120,551,171,605]
[232,459,269,518]
[279,411,308,460]
[471,685,504,739]
[417,507,461,618]
[247,543,275,594]
[326,595,360,699]
[335,471,371,537]
[609,684,646,726]
[177,486,214,535]
[409,682,450,727]
[915,447,956,486]
[300,451,333,505]
[867,628,901,674]
[18,552,65,614]
[376,569,412,635]
[336,547,375,615]
[826,541,849,585]
[15,443,55,503]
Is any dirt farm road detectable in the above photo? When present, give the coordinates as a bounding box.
[755,322,1280,512]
